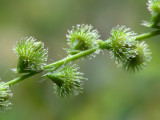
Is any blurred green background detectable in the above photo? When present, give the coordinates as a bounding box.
[0,0,160,120]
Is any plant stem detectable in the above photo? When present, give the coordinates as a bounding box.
[44,47,98,69]
[135,30,160,41]
[5,71,38,86]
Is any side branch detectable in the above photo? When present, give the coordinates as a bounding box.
[5,71,39,86]
[5,47,98,86]
[44,47,98,69]
[135,30,160,41]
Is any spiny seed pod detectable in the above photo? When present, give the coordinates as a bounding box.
[45,63,86,98]
[0,82,12,111]
[109,26,152,71]
[66,24,100,55]
[120,41,152,71]
[109,25,137,63]
[13,37,48,73]
[142,0,160,27]
[148,0,160,14]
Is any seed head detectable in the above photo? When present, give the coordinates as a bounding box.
[66,24,100,55]
[13,37,48,73]
[45,63,86,98]
[109,26,152,71]
[142,0,160,27]
[120,41,152,71]
[0,82,12,111]
[147,0,160,14]
[109,25,137,63]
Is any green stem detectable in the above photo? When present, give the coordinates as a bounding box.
[135,30,160,41]
[5,71,38,86]
[44,47,98,69]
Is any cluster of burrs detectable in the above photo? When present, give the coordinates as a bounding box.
[0,0,159,111]
[100,26,152,71]
[13,37,86,99]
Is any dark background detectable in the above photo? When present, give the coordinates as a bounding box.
[0,0,160,120]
